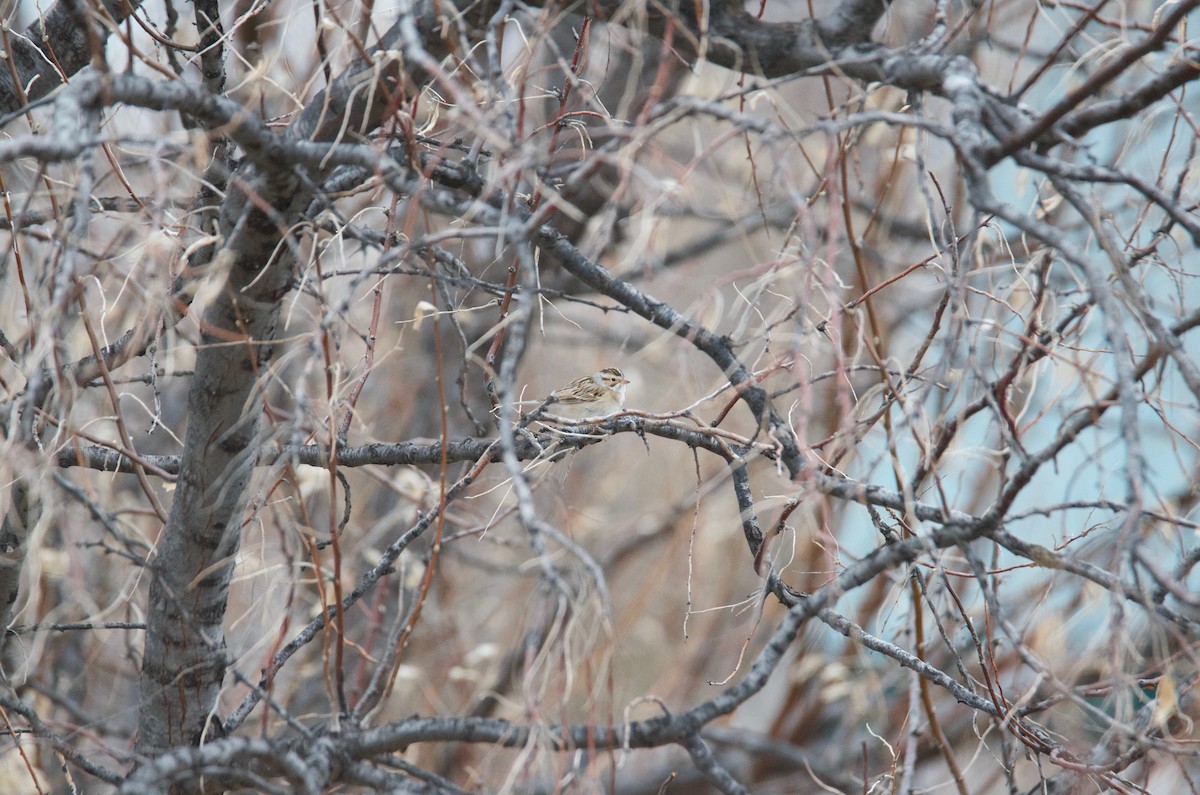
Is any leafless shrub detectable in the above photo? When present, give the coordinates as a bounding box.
[0,0,1198,792]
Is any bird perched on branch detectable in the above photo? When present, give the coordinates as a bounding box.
[531,367,630,421]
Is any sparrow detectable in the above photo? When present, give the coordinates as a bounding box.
[539,367,630,420]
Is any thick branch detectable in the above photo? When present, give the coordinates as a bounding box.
[0,0,136,113]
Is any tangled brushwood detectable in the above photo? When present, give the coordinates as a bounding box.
[1,0,1199,792]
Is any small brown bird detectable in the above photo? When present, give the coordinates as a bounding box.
[542,367,630,419]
